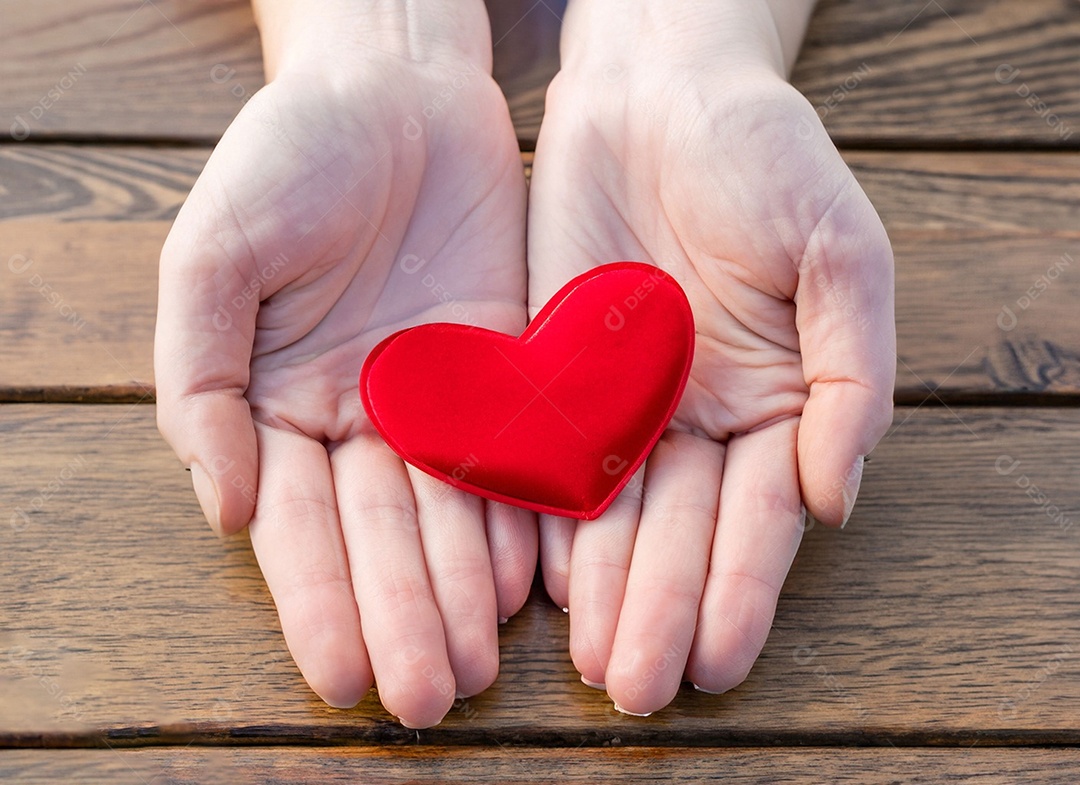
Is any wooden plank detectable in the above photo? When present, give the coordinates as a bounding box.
[1,404,1079,743]
[5,146,1079,233]
[3,1,1077,148]
[488,0,562,151]
[792,0,1080,148]
[0,0,558,145]
[1,0,263,143]
[2,147,1079,399]
[4,748,1080,784]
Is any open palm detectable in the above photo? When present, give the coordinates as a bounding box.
[528,70,896,714]
[155,59,536,728]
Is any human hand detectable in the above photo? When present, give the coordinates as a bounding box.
[155,0,536,727]
[527,0,895,714]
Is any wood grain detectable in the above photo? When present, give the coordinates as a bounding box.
[2,147,1078,400]
[2,404,1079,744]
[488,0,564,150]
[0,0,263,143]
[4,747,1080,784]
[3,1,1077,147]
[0,0,559,146]
[792,0,1080,148]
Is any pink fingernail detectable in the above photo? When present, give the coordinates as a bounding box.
[613,702,652,717]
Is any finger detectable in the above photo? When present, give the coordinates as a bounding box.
[795,179,895,525]
[155,191,260,536]
[538,514,576,611]
[407,467,499,699]
[485,501,539,622]
[566,466,644,688]
[685,417,804,693]
[247,423,371,709]
[331,433,454,729]
[605,432,723,715]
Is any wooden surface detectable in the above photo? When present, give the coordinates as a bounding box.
[3,1,1077,147]
[793,0,1080,148]
[2,0,1079,780]
[3,148,1079,401]
[6,748,1080,784]
[0,0,561,146]
[2,405,1079,745]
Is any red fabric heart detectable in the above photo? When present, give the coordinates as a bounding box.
[360,262,695,520]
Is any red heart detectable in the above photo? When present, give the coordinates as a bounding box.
[359,262,694,520]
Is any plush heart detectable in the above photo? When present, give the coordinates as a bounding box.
[359,262,695,520]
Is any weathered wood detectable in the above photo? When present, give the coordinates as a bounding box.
[488,0,563,151]
[1,0,263,143]
[0,220,162,399]
[4,747,1080,784]
[0,0,558,146]
[792,0,1080,148]
[1,405,1078,744]
[2,147,1078,400]
[3,1,1077,147]
[6,147,1080,233]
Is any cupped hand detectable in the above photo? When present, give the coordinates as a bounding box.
[155,51,536,727]
[528,63,895,714]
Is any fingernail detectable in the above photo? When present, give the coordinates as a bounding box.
[841,455,865,527]
[580,675,606,690]
[561,607,569,614]
[189,462,222,536]
[691,683,727,695]
[613,702,652,717]
[498,616,509,625]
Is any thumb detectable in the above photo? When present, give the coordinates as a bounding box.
[154,199,260,537]
[795,178,895,527]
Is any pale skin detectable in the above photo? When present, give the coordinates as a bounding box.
[155,0,894,725]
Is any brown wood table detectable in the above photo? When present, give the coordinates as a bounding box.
[2,1,1079,781]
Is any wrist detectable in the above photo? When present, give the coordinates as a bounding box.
[557,0,811,85]
[252,0,494,81]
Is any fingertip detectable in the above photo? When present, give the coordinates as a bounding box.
[539,514,574,610]
[189,461,223,536]
[485,501,538,620]
[799,382,889,526]
[160,391,259,534]
[840,454,865,527]
[604,634,686,716]
[685,585,777,695]
[543,573,570,612]
[398,715,441,730]
[570,642,607,691]
[290,624,374,712]
[570,652,609,695]
[197,456,257,537]
[580,674,606,690]
[316,676,372,711]
[604,669,672,718]
[443,622,499,700]
[377,666,456,730]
